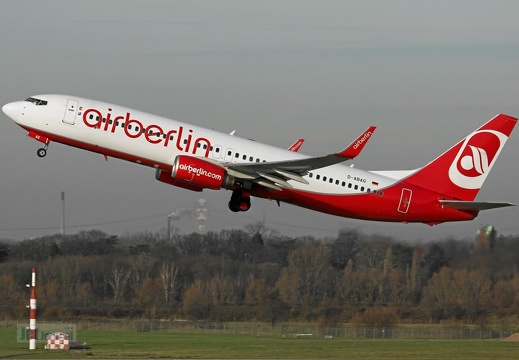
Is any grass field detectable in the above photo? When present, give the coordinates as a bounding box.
[1,327,518,359]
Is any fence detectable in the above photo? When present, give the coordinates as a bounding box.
[3,319,518,340]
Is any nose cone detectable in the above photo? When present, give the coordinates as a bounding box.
[2,101,21,121]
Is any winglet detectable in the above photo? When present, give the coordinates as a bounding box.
[288,138,305,152]
[336,126,376,159]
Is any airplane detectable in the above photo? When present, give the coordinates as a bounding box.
[2,94,517,225]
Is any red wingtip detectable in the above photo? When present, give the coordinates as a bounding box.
[337,126,376,159]
[288,138,305,152]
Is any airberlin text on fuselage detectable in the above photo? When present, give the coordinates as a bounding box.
[82,108,211,157]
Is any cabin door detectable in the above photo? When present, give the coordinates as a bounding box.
[63,99,79,125]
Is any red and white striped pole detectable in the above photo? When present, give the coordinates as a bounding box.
[29,267,37,350]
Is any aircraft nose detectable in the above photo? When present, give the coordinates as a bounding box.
[2,101,21,121]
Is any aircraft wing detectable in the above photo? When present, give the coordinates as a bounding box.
[222,126,376,190]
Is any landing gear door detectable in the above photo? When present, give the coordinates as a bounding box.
[397,188,412,214]
[63,99,79,125]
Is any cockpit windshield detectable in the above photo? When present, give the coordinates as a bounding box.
[25,97,48,106]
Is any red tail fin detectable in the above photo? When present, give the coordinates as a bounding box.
[404,114,517,200]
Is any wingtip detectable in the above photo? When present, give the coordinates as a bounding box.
[337,126,376,159]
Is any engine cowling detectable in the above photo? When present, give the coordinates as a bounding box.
[170,155,235,190]
[155,168,204,192]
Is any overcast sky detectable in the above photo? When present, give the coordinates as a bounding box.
[1,0,519,242]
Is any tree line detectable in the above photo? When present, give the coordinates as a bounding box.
[0,224,518,327]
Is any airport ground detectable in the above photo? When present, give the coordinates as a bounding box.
[1,323,519,359]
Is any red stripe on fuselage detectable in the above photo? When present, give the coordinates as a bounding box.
[252,184,477,223]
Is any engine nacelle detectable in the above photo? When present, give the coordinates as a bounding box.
[155,168,204,192]
[170,155,235,190]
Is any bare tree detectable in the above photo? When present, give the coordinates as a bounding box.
[130,255,156,293]
[159,262,180,303]
[108,267,130,304]
[278,242,329,308]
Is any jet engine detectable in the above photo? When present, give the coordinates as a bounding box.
[159,155,235,190]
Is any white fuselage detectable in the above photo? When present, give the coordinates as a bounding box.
[9,95,397,195]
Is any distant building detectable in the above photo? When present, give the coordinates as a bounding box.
[476,224,496,249]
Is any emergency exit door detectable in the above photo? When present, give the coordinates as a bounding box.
[397,188,412,214]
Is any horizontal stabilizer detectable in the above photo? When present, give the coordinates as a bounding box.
[439,200,515,212]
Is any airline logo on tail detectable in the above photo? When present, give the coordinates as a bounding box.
[449,130,507,189]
